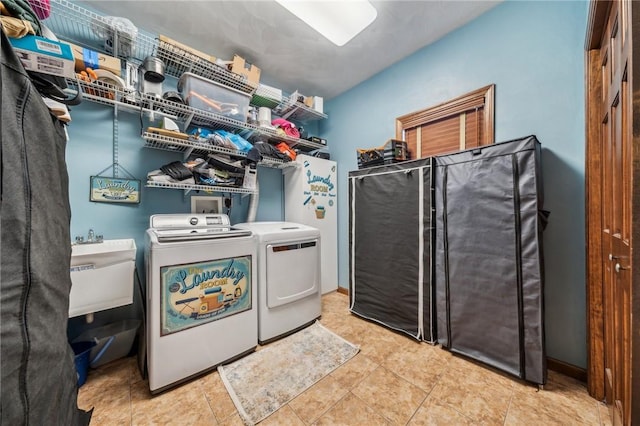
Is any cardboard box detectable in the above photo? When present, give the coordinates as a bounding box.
[66,42,122,76]
[157,35,217,64]
[9,35,75,78]
[228,55,260,87]
[303,96,314,108]
[303,95,323,113]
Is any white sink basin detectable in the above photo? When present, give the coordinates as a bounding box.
[69,239,137,318]
[71,238,136,261]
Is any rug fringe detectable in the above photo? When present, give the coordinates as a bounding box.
[217,364,254,426]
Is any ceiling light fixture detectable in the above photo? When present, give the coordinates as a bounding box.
[275,0,378,47]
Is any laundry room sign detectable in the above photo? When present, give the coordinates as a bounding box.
[89,176,140,204]
[160,256,252,335]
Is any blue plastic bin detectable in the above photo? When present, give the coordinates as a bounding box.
[71,341,96,387]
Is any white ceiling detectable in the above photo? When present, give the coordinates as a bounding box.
[80,1,501,100]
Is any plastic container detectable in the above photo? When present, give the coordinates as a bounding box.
[72,319,141,368]
[71,341,96,387]
[178,72,250,123]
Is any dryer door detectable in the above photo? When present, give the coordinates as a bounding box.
[266,239,320,308]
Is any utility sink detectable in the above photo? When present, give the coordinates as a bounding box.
[69,239,137,318]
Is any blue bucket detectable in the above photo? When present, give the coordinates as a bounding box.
[71,341,96,387]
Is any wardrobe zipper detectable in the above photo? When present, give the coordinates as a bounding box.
[512,154,526,380]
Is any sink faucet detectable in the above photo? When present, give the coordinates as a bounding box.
[74,229,104,245]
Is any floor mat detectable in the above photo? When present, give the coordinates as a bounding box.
[218,321,359,425]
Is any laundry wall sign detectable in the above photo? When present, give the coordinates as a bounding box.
[160,256,252,335]
[90,176,140,204]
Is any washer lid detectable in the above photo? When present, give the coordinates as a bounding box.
[234,221,319,236]
[148,214,251,242]
[150,213,231,229]
[151,227,251,242]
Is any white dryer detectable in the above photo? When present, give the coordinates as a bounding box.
[145,214,257,393]
[234,222,321,344]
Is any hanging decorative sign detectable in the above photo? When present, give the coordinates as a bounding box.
[90,176,141,204]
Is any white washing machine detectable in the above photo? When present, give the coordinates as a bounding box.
[234,222,321,344]
[145,214,257,393]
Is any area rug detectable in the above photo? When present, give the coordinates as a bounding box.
[218,321,359,425]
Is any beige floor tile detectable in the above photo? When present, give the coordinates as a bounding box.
[82,382,131,425]
[198,371,238,422]
[514,370,596,405]
[326,316,371,347]
[83,356,135,392]
[319,312,346,330]
[505,388,600,425]
[449,355,517,389]
[219,413,245,426]
[598,401,612,426]
[358,326,410,364]
[407,395,475,425]
[428,356,513,424]
[322,293,350,314]
[130,380,216,425]
[507,375,601,425]
[330,353,379,389]
[424,344,454,364]
[261,404,305,425]
[129,356,146,385]
[80,292,606,426]
[352,366,426,424]
[382,341,450,393]
[289,375,349,424]
[314,392,390,426]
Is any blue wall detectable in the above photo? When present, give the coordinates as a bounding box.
[320,0,588,367]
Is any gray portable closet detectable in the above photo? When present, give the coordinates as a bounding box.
[348,158,435,342]
[435,135,547,385]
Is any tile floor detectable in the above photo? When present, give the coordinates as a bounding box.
[78,292,611,425]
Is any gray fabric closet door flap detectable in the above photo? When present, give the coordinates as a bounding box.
[349,158,434,341]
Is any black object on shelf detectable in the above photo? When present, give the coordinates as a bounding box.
[357,139,409,169]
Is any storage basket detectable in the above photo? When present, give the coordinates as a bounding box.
[178,72,251,123]
[357,139,410,169]
[72,319,141,368]
[71,341,96,387]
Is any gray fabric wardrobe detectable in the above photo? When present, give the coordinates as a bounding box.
[349,135,547,385]
[1,29,91,424]
[348,158,435,342]
[434,135,547,385]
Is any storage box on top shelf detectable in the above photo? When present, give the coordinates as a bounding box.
[251,83,282,109]
[178,72,251,123]
[227,55,260,88]
[8,35,75,78]
[158,35,217,63]
[304,96,323,113]
[357,139,410,169]
[66,42,122,76]
[156,34,217,76]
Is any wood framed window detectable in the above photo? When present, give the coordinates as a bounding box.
[395,84,495,158]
